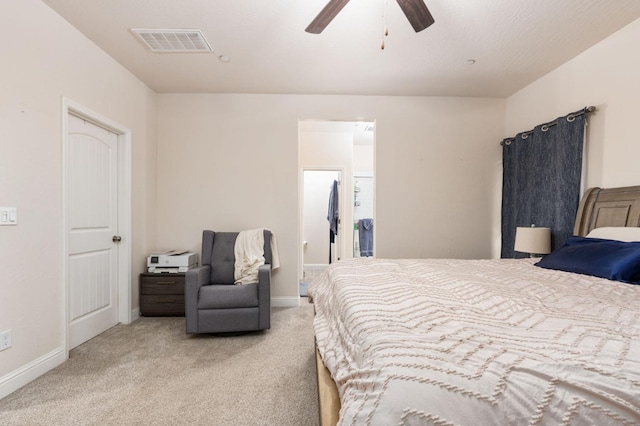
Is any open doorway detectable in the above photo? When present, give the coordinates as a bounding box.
[300,169,343,297]
[298,120,375,297]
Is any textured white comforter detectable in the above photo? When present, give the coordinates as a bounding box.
[309,258,640,425]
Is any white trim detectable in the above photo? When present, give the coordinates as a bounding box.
[62,98,133,358]
[0,347,66,400]
[303,264,329,271]
[131,308,140,322]
[271,297,301,308]
[116,122,132,326]
[372,119,377,259]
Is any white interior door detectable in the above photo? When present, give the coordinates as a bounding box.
[67,114,119,349]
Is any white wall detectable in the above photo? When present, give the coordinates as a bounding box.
[301,170,342,266]
[494,17,640,256]
[353,143,375,257]
[0,0,156,392]
[156,94,505,302]
[354,144,374,175]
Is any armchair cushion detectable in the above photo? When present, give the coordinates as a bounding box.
[198,283,259,309]
[210,232,237,284]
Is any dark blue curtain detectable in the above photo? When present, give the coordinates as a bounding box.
[501,112,585,258]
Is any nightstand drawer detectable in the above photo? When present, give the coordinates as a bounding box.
[141,275,185,294]
[139,272,186,316]
[140,295,185,316]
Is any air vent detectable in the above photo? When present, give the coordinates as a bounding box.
[131,29,213,53]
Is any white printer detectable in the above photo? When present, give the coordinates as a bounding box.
[147,250,198,273]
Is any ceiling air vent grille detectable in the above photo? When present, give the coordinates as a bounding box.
[132,29,212,53]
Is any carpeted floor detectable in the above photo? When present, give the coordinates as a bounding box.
[0,303,319,426]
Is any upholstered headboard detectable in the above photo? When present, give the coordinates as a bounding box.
[574,185,640,236]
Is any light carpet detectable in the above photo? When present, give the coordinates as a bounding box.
[0,303,319,426]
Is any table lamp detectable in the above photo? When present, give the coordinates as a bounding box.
[514,226,551,257]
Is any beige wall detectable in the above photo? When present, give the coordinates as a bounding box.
[493,17,640,256]
[156,94,505,301]
[0,0,156,385]
[506,18,640,189]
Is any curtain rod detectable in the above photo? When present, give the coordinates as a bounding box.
[501,106,596,146]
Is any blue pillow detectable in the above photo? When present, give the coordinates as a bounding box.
[535,236,640,283]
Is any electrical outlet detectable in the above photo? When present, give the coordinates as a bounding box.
[0,330,12,351]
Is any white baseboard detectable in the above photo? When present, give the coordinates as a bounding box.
[130,308,140,323]
[271,297,300,308]
[0,347,66,400]
[303,264,328,271]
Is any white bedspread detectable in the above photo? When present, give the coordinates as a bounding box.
[308,258,640,425]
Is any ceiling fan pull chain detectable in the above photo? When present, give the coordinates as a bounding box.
[385,0,389,36]
[381,0,388,49]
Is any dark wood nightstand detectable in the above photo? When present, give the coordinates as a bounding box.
[139,272,185,316]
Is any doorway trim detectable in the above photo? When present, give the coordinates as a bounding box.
[62,98,132,356]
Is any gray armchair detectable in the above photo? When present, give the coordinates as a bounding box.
[185,230,272,334]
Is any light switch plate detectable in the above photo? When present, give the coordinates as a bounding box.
[0,207,18,226]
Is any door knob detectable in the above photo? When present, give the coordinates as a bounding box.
[112,235,122,243]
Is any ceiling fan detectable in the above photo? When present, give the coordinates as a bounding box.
[305,0,435,34]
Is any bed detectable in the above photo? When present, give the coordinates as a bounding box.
[309,185,640,425]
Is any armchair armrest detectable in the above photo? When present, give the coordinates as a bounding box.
[185,265,211,333]
[257,264,271,330]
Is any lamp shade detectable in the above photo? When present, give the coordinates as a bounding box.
[514,227,551,255]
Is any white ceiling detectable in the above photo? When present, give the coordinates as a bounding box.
[41,0,640,97]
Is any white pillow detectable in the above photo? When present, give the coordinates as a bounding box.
[586,227,640,242]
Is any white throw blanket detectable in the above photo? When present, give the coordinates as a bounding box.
[234,228,280,285]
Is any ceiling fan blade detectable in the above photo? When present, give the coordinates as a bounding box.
[396,0,435,32]
[305,0,351,34]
